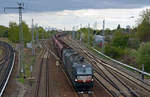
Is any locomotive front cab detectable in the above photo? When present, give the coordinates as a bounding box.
[74,65,94,92]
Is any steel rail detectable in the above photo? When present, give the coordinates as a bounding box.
[62,37,142,97]
[92,48,150,77]
[0,41,15,97]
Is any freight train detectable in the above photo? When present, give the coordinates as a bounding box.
[52,32,93,92]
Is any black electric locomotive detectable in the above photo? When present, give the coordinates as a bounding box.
[52,32,94,92]
[62,48,93,92]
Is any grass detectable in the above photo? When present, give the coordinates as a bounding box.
[23,51,36,78]
[16,48,36,83]
[17,77,25,83]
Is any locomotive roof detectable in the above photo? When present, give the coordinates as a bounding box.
[64,49,92,67]
[63,48,93,75]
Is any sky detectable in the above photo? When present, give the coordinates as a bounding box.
[0,0,150,30]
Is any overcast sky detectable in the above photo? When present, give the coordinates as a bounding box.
[0,0,150,30]
[1,0,150,12]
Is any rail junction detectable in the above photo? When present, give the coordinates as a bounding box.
[61,35,150,97]
[1,34,150,97]
[31,33,150,97]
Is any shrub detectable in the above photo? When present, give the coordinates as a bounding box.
[136,42,150,72]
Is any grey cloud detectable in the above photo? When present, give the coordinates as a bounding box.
[0,0,150,13]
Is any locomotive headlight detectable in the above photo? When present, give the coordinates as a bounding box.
[75,79,77,81]
[91,79,94,81]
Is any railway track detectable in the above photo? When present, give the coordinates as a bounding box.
[40,41,50,97]
[62,37,128,97]
[33,41,50,97]
[46,39,98,97]
[82,45,150,97]
[0,47,8,65]
[45,56,49,97]
[0,41,15,97]
[45,40,80,97]
[62,36,150,97]
[33,49,45,97]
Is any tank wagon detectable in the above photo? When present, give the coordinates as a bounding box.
[52,32,93,92]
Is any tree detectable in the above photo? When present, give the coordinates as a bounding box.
[112,29,129,49]
[8,21,31,43]
[37,26,46,39]
[22,21,32,43]
[117,24,121,29]
[8,22,19,43]
[104,28,112,36]
[137,9,150,42]
[136,42,150,72]
[104,44,124,59]
[104,29,129,59]
[78,28,94,45]
[0,25,8,37]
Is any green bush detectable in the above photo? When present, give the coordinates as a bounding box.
[8,21,31,43]
[104,44,124,59]
[78,28,94,44]
[122,48,138,67]
[136,9,150,42]
[112,29,129,49]
[136,42,150,72]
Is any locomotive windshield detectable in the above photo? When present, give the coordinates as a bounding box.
[77,67,92,75]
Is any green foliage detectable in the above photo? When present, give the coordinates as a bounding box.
[104,44,124,59]
[137,9,150,42]
[136,42,150,72]
[8,21,31,43]
[8,22,19,43]
[104,28,112,36]
[0,25,8,37]
[17,77,25,83]
[112,29,129,49]
[49,30,58,37]
[122,48,138,67]
[140,9,150,22]
[78,28,94,45]
[128,38,140,49]
[104,29,129,59]
[137,19,150,42]
[22,22,32,43]
[37,26,46,39]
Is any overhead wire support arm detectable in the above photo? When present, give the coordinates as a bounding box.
[4,7,18,11]
[4,2,24,12]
